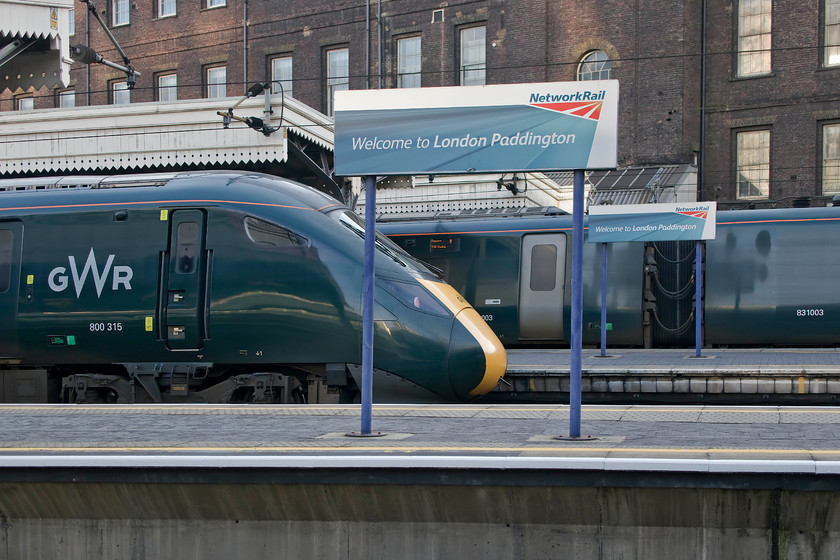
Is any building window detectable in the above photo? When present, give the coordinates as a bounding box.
[737,0,771,76]
[158,74,177,101]
[207,0,225,8]
[158,0,176,18]
[736,130,770,199]
[826,0,840,66]
[271,56,293,97]
[206,66,227,98]
[58,90,75,108]
[460,26,486,86]
[397,36,421,88]
[69,8,75,35]
[823,124,840,194]
[578,50,612,81]
[112,81,130,104]
[326,47,349,115]
[112,0,129,26]
[15,96,34,111]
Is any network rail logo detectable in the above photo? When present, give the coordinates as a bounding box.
[675,205,712,221]
[529,90,606,120]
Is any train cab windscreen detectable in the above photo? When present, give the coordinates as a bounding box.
[331,210,441,277]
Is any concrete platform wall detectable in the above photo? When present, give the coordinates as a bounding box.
[0,479,838,559]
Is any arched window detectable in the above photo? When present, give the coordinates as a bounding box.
[577,50,612,81]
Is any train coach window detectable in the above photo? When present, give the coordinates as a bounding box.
[530,244,557,291]
[0,229,11,292]
[175,222,199,274]
[244,217,308,249]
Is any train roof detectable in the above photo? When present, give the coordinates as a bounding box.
[0,171,346,214]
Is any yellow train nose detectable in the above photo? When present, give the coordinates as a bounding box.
[419,279,507,399]
[455,306,508,397]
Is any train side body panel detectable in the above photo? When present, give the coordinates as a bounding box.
[7,191,365,367]
[704,208,840,346]
[204,206,362,365]
[16,207,164,363]
[583,239,645,347]
[0,221,23,358]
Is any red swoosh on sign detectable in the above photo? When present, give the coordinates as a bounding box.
[531,101,603,120]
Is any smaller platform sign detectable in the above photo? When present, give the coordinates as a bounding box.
[588,202,717,242]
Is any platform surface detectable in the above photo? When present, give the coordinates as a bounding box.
[498,347,840,401]
[506,347,840,374]
[0,402,839,475]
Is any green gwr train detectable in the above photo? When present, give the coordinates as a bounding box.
[379,205,840,348]
[0,172,506,404]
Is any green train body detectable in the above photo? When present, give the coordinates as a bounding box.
[0,172,505,403]
[379,206,840,348]
[704,206,840,346]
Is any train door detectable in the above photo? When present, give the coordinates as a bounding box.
[0,221,22,357]
[518,233,567,340]
[161,210,207,350]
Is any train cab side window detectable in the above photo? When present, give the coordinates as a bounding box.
[244,217,308,249]
[175,222,199,274]
[530,244,557,291]
[0,229,12,292]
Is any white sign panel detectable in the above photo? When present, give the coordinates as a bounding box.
[588,202,717,242]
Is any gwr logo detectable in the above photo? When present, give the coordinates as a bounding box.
[48,248,133,298]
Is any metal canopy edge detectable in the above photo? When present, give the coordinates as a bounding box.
[0,95,335,176]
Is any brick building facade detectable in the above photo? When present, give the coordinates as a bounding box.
[3,0,838,208]
[703,0,840,207]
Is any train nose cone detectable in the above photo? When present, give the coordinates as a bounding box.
[449,307,507,399]
[418,279,507,400]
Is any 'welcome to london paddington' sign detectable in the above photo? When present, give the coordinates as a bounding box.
[588,202,717,242]
[333,81,619,176]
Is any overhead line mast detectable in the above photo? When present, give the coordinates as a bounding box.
[70,0,140,88]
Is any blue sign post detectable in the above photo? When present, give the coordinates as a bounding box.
[361,175,376,433]
[600,243,608,357]
[569,170,585,437]
[335,81,619,438]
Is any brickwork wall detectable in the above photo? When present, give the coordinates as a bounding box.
[703,0,840,205]
[2,0,837,203]
[543,0,702,168]
[86,0,245,105]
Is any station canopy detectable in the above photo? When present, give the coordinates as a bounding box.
[585,164,697,206]
[1,0,72,93]
[0,94,346,201]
